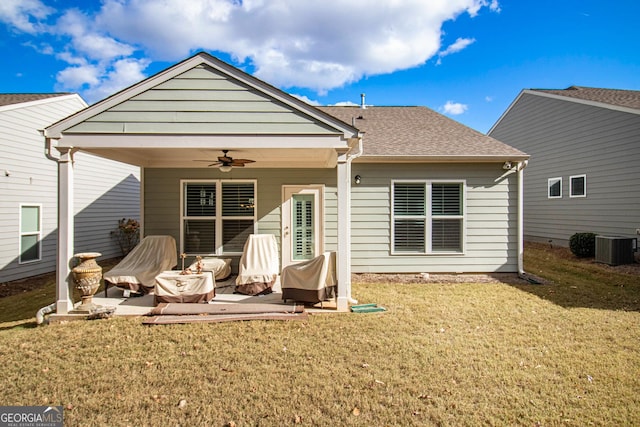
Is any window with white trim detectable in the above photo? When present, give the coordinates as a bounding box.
[181,180,256,255]
[548,177,562,198]
[19,204,42,263]
[570,175,586,197]
[392,181,464,254]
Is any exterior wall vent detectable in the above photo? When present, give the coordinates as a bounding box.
[595,236,637,266]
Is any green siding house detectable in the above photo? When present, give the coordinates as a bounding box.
[44,52,528,312]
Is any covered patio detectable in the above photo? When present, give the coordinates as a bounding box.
[43,52,362,318]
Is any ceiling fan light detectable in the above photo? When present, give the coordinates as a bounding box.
[219,165,232,173]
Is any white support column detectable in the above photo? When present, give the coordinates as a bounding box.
[336,151,351,311]
[56,147,75,314]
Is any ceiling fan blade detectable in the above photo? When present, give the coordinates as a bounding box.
[231,159,255,166]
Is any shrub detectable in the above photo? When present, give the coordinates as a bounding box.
[111,218,140,256]
[569,232,596,258]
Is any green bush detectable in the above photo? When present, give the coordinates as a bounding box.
[569,232,596,258]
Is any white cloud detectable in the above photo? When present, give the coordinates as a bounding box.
[442,101,468,115]
[290,94,320,106]
[2,0,499,102]
[94,0,499,92]
[0,0,53,34]
[485,95,494,102]
[332,101,359,107]
[439,37,476,57]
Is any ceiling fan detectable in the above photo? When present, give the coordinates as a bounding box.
[195,150,255,172]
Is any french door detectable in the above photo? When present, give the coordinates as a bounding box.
[281,185,324,268]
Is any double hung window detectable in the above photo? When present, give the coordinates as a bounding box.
[20,204,42,263]
[182,180,256,254]
[392,181,464,254]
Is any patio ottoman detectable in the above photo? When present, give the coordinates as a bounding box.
[154,271,215,305]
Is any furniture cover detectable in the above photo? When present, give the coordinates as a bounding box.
[235,234,279,295]
[154,271,215,304]
[281,252,337,303]
[104,235,177,295]
[187,257,232,281]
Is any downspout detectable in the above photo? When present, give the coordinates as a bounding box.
[517,160,529,275]
[346,137,363,304]
[34,137,61,323]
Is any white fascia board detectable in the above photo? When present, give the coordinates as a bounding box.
[54,133,350,149]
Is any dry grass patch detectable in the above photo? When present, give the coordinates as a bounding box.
[0,243,639,425]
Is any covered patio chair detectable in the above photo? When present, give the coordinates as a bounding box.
[103,235,177,296]
[235,234,279,295]
[281,251,336,304]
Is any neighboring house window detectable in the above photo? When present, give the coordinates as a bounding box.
[392,181,464,254]
[548,177,562,198]
[19,204,42,263]
[570,175,586,197]
[181,180,256,255]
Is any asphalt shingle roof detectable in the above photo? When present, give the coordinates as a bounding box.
[0,93,72,107]
[533,86,640,110]
[318,106,527,159]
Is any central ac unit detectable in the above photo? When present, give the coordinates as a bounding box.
[595,236,637,266]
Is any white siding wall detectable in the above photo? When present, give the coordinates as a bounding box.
[489,93,640,246]
[143,162,518,274]
[0,97,141,283]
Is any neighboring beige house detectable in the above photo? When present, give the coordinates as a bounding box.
[43,52,528,312]
[489,86,640,246]
[0,93,140,283]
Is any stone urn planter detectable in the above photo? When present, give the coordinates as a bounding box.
[71,252,103,314]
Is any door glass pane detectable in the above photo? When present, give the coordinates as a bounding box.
[292,194,315,261]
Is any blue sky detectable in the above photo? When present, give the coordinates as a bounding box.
[1,0,638,133]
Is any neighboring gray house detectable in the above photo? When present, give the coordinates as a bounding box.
[43,52,528,313]
[488,86,640,246]
[0,93,141,283]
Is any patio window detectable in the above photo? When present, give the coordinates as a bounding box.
[181,180,256,255]
[392,181,464,254]
[19,204,42,263]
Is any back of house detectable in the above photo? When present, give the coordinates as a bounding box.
[0,93,141,283]
[488,86,640,246]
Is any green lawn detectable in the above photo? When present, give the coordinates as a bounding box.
[0,243,638,426]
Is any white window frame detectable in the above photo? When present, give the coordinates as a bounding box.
[391,180,466,255]
[180,179,257,256]
[548,177,562,199]
[569,174,587,198]
[19,203,42,264]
